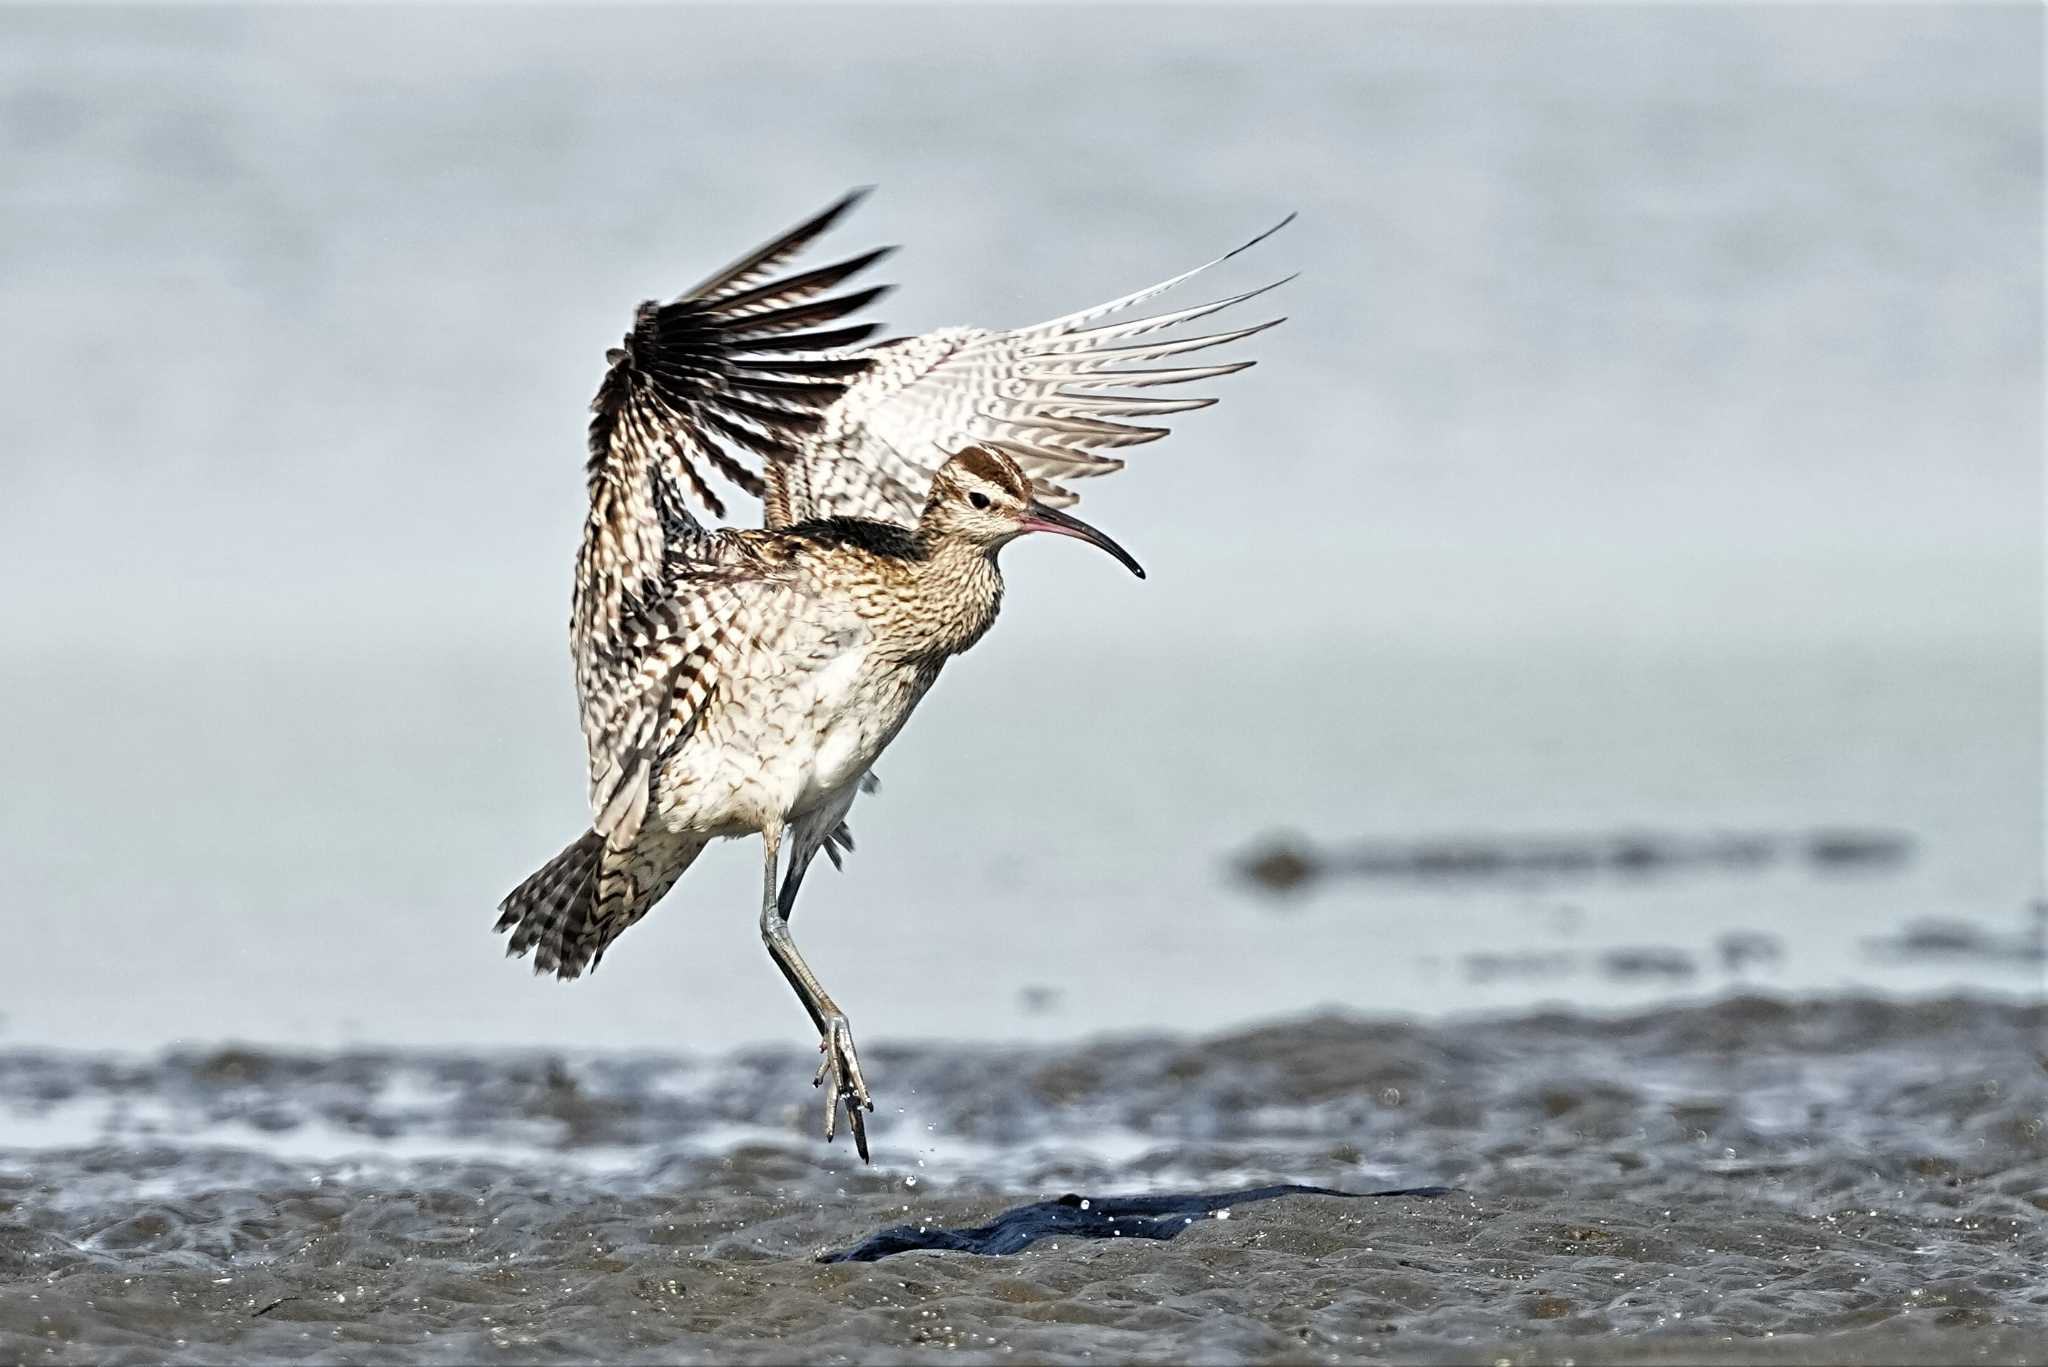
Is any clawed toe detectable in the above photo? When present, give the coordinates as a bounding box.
[815,1017,873,1162]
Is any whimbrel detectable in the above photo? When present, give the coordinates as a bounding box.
[496,191,1289,1161]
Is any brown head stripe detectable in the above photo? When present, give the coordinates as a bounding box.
[949,444,1033,498]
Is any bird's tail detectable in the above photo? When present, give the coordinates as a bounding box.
[495,829,701,979]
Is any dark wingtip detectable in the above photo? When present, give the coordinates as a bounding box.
[820,185,876,221]
[807,186,879,237]
[1221,212,1298,264]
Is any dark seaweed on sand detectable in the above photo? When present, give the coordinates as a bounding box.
[820,1183,1457,1262]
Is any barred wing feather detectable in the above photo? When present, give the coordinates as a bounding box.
[778,214,1295,525]
[579,571,754,849]
[579,559,844,848]
[583,187,894,540]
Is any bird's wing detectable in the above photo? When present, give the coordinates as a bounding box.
[584,188,895,546]
[770,217,1294,526]
[578,549,777,848]
[572,191,893,813]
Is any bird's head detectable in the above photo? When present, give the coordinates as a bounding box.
[921,445,1144,578]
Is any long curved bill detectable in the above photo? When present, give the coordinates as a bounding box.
[1019,503,1146,579]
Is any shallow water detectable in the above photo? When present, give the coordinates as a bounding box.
[2,996,2042,1363]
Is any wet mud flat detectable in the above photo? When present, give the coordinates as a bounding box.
[1,995,2043,1364]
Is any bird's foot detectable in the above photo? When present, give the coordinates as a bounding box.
[814,1015,874,1163]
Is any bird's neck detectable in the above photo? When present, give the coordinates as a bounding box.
[900,531,1004,660]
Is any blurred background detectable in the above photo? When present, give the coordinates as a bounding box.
[1,3,2039,1055]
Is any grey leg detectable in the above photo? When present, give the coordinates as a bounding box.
[758,819,872,1162]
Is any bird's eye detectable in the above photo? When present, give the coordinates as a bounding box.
[967,491,992,510]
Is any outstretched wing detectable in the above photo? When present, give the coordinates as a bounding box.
[575,190,893,669]
[588,188,894,526]
[767,217,1294,526]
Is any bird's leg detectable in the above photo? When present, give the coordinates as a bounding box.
[758,820,872,1162]
[775,841,821,922]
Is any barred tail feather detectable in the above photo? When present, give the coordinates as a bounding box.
[495,830,702,980]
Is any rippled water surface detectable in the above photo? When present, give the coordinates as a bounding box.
[3,998,2042,1363]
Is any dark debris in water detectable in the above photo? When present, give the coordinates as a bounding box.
[1464,944,1760,985]
[1236,827,1914,896]
[1864,916,2047,966]
[1717,930,1786,972]
[1598,946,1700,981]
[1462,950,1578,983]
[819,1183,1457,1262]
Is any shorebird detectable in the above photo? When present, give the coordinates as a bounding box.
[496,190,1288,1160]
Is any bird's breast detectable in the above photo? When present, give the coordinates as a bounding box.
[806,649,877,796]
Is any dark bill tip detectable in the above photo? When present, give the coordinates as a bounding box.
[1019,503,1146,579]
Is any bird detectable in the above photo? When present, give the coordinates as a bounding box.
[495,189,1289,1162]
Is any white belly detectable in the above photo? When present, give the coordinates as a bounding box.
[655,637,931,837]
[802,650,874,803]
[744,644,899,823]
